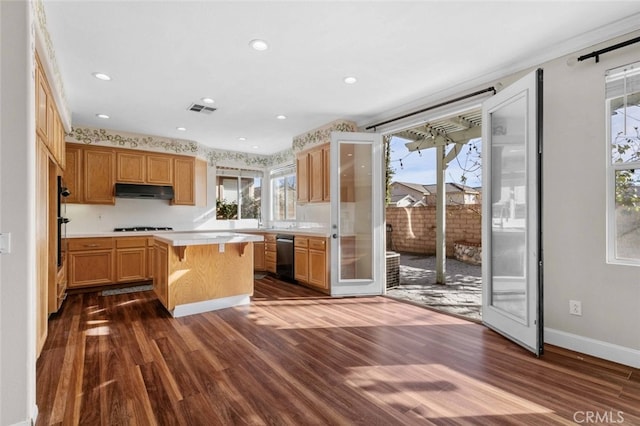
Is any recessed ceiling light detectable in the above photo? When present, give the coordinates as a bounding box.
[343,76,357,84]
[92,72,111,81]
[201,97,215,104]
[252,145,259,149]
[238,137,247,141]
[176,127,187,131]
[96,113,110,119]
[249,39,269,51]
[276,114,287,120]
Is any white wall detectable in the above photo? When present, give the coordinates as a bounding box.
[0,1,37,424]
[541,31,640,363]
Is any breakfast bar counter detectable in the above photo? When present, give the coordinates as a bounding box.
[153,232,264,317]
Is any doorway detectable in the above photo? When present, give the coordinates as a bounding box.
[383,109,484,321]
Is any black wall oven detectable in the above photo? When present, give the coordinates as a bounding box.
[57,176,70,267]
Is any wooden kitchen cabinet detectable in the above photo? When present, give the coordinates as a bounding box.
[172,157,195,205]
[264,234,277,273]
[254,240,266,271]
[115,237,147,282]
[296,154,309,202]
[84,147,115,204]
[147,237,155,280]
[297,143,330,203]
[63,145,83,203]
[294,237,309,283]
[147,154,173,185]
[35,57,50,144]
[116,151,146,183]
[67,238,115,288]
[308,238,328,289]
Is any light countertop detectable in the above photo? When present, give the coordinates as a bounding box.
[154,232,264,247]
[66,227,330,239]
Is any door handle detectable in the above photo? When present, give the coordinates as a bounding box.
[332,234,338,239]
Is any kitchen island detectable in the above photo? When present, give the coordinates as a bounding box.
[153,232,264,317]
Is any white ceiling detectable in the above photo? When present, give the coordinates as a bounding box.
[43,1,640,155]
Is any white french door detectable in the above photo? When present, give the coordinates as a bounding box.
[330,131,385,296]
[482,69,543,355]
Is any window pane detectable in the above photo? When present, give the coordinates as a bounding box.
[216,176,238,219]
[241,177,261,219]
[272,177,285,221]
[286,175,296,219]
[614,169,640,260]
[610,92,640,164]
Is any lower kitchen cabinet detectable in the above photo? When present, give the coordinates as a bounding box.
[115,237,147,282]
[293,236,329,291]
[254,240,266,271]
[67,238,115,288]
[68,236,154,289]
[265,234,277,273]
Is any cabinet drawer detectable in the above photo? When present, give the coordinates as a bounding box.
[116,237,147,248]
[147,237,155,247]
[266,261,276,273]
[67,238,114,251]
[294,237,308,248]
[265,242,277,253]
[308,238,326,251]
[264,234,276,243]
[265,251,276,263]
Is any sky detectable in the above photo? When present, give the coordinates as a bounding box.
[388,136,482,188]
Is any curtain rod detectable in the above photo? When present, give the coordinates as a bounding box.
[577,35,640,63]
[365,86,496,131]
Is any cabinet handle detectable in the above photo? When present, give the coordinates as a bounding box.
[84,244,99,247]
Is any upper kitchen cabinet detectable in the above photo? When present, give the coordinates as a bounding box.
[64,145,83,203]
[172,156,207,206]
[116,151,146,183]
[297,143,330,203]
[35,52,66,169]
[147,155,173,185]
[83,147,116,204]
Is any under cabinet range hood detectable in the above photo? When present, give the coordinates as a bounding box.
[114,183,175,200]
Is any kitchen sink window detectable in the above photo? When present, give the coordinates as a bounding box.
[216,167,262,220]
[271,165,296,221]
[606,61,640,265]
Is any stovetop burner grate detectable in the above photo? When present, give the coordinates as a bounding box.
[113,226,173,232]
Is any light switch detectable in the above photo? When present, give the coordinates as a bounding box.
[219,243,225,253]
[0,233,11,254]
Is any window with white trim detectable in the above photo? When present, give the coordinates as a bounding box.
[216,167,262,220]
[606,62,640,265]
[270,165,296,221]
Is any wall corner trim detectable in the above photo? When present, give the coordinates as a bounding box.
[545,327,640,369]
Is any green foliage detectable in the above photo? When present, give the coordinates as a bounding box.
[385,138,395,205]
[216,199,238,220]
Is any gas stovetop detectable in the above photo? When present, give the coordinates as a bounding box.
[113,226,173,232]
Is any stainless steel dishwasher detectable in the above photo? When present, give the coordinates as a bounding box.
[276,234,295,282]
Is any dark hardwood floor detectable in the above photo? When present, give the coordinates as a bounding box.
[37,276,640,425]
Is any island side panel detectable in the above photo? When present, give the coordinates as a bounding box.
[155,241,254,311]
[154,241,170,309]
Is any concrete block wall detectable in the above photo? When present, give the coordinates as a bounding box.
[386,205,481,256]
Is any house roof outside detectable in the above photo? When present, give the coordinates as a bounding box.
[423,183,480,194]
[392,181,431,195]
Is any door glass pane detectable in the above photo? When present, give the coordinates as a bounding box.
[339,142,372,280]
[490,95,527,321]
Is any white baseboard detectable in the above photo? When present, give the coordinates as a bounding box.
[545,327,640,368]
[171,294,250,318]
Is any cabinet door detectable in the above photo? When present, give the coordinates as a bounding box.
[36,66,49,142]
[68,249,114,287]
[147,155,173,184]
[253,241,266,271]
[172,157,195,205]
[296,154,309,202]
[116,248,147,282]
[309,249,327,289]
[294,247,308,283]
[84,148,115,204]
[323,145,330,201]
[116,151,146,183]
[154,243,169,308]
[309,148,324,202]
[64,145,83,203]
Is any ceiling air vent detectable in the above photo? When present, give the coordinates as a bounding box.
[187,103,217,114]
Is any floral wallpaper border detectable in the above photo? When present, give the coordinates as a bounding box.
[34,0,71,124]
[292,119,358,152]
[68,127,293,169]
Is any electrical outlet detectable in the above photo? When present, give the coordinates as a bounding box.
[569,300,582,316]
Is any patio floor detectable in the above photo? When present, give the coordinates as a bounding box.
[386,253,482,321]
